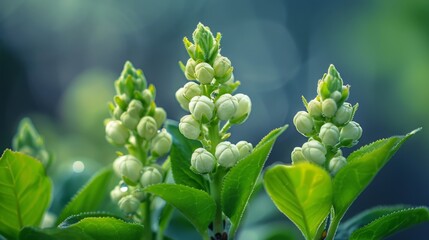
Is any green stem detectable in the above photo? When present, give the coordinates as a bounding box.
[142,198,153,240]
[325,214,341,240]
[210,170,225,235]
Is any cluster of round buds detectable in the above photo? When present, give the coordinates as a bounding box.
[111,154,164,214]
[105,61,172,159]
[291,65,363,176]
[190,140,253,174]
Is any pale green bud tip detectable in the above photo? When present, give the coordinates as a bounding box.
[302,140,327,165]
[179,115,201,140]
[137,116,158,140]
[236,141,253,160]
[110,186,127,203]
[319,123,340,147]
[293,111,314,135]
[308,99,322,118]
[189,95,214,121]
[151,129,172,157]
[291,147,307,164]
[120,112,139,130]
[333,102,353,125]
[195,62,214,84]
[231,94,252,124]
[118,195,140,214]
[216,141,240,168]
[322,98,337,118]
[329,156,347,175]
[216,94,238,121]
[340,121,362,146]
[214,56,233,82]
[183,82,202,101]
[185,58,197,80]
[175,87,190,111]
[106,120,130,145]
[127,99,143,116]
[113,155,143,183]
[154,107,167,128]
[140,167,163,187]
[191,148,216,174]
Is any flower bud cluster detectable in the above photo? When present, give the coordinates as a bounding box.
[291,65,363,176]
[106,61,171,215]
[12,118,52,169]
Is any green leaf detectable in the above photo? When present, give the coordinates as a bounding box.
[57,212,129,228]
[335,205,411,240]
[145,183,215,236]
[19,217,145,240]
[264,163,333,240]
[349,207,429,240]
[0,150,52,240]
[333,129,420,219]
[221,125,287,235]
[165,120,206,190]
[56,167,114,225]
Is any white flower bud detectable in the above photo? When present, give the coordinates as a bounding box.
[330,91,342,102]
[106,120,130,146]
[179,115,201,140]
[230,94,252,124]
[137,116,158,140]
[236,141,253,160]
[140,167,163,187]
[319,123,340,147]
[293,111,314,135]
[322,98,337,118]
[191,148,216,174]
[176,87,190,111]
[154,107,167,128]
[118,195,140,214]
[333,102,353,125]
[302,140,327,165]
[291,147,307,164]
[151,129,172,157]
[189,95,214,122]
[329,156,347,175]
[308,99,322,118]
[113,155,143,184]
[142,89,153,105]
[215,141,240,168]
[127,100,143,116]
[183,82,202,101]
[214,56,233,83]
[113,106,124,119]
[195,62,214,84]
[215,94,238,121]
[110,185,128,203]
[340,121,362,146]
[185,58,197,80]
[120,112,139,130]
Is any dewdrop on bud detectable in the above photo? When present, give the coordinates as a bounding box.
[179,115,201,140]
[151,129,172,157]
[120,112,139,130]
[230,94,252,124]
[322,98,337,118]
[154,107,167,128]
[214,56,233,83]
[291,147,307,164]
[195,62,214,84]
[236,141,253,160]
[329,156,347,175]
[183,82,202,101]
[113,155,143,184]
[189,95,214,122]
[340,121,362,147]
[302,140,327,165]
[308,99,322,118]
[176,87,190,111]
[137,116,158,140]
[319,123,340,147]
[293,111,314,135]
[110,186,128,203]
[191,148,216,174]
[215,94,238,121]
[333,102,353,125]
[185,58,197,80]
[127,100,143,116]
[106,120,130,146]
[140,167,163,187]
[118,195,140,214]
[216,141,240,168]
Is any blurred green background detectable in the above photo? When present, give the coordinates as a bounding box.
[0,0,428,239]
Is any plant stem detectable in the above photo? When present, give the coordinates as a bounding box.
[325,214,341,240]
[143,198,153,240]
[210,170,224,235]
